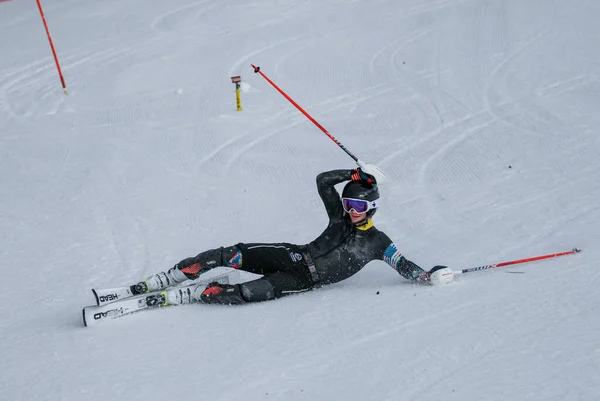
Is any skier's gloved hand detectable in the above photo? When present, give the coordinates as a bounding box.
[356,161,386,184]
[428,265,454,285]
[351,168,375,183]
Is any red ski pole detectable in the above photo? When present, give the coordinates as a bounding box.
[454,248,581,276]
[36,0,67,94]
[251,64,360,164]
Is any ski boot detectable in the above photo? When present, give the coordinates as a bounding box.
[162,286,196,305]
[162,278,239,306]
[130,268,188,295]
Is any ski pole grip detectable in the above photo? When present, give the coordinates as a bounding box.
[356,160,386,184]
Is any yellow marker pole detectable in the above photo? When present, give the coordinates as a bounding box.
[231,76,242,111]
[235,83,242,111]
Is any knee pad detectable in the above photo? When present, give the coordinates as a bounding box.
[240,279,275,302]
[194,247,226,269]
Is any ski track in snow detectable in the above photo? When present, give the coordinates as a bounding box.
[367,10,596,247]
[482,30,552,132]
[0,58,56,123]
[214,297,482,401]
[536,74,599,99]
[222,85,398,171]
[150,0,215,33]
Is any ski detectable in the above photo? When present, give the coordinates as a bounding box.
[83,291,167,327]
[83,272,234,327]
[91,271,234,306]
[92,285,135,306]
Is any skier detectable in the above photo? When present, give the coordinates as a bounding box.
[130,165,452,305]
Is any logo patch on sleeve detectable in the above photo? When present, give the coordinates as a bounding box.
[226,250,243,269]
[384,243,403,267]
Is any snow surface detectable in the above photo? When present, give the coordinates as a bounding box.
[1,0,599,400]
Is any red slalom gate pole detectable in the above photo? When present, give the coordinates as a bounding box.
[454,248,582,276]
[36,0,68,94]
[251,64,360,164]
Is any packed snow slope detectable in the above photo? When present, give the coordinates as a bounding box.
[1,0,599,400]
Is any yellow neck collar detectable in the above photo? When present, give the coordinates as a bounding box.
[356,218,374,231]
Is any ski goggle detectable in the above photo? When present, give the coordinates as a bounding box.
[342,197,378,214]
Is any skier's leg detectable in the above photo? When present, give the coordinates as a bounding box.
[176,242,303,280]
[133,245,243,293]
[134,242,311,295]
[161,242,315,304]
[174,245,242,279]
[242,271,313,300]
[234,243,307,275]
[199,270,313,304]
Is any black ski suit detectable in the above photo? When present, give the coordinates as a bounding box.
[176,169,427,302]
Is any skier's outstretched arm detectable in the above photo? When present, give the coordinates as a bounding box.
[382,242,430,282]
[381,241,454,285]
[315,169,353,219]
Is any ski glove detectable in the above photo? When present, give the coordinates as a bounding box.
[428,265,454,285]
[356,161,386,184]
[351,168,375,183]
